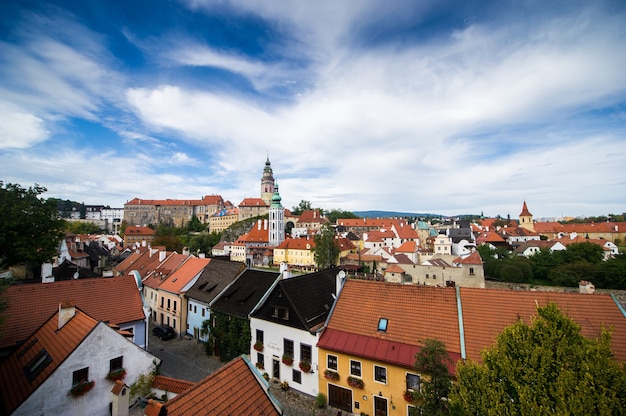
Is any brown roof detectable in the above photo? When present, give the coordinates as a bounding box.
[0,308,99,414]
[1,277,146,349]
[125,226,156,236]
[238,198,268,207]
[460,288,626,362]
[519,201,533,217]
[159,356,282,415]
[152,375,195,395]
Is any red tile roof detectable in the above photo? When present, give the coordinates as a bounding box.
[0,308,99,414]
[454,251,483,265]
[152,375,195,395]
[1,277,146,349]
[125,226,156,236]
[158,356,282,415]
[519,201,532,217]
[142,253,190,289]
[460,288,626,362]
[322,280,462,355]
[238,198,268,207]
[159,257,210,294]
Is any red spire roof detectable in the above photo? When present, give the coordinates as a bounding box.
[519,201,533,217]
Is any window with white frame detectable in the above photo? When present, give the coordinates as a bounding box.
[327,354,338,370]
[406,373,421,391]
[350,360,361,377]
[374,365,387,383]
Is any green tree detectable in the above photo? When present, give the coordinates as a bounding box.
[410,338,454,415]
[566,241,604,264]
[186,215,206,232]
[65,221,102,234]
[451,303,626,415]
[188,231,222,255]
[313,224,339,269]
[0,182,65,268]
[291,200,312,215]
[548,261,599,287]
[597,255,626,289]
[325,209,359,224]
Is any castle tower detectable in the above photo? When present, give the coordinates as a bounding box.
[260,156,275,206]
[519,201,535,232]
[268,181,285,246]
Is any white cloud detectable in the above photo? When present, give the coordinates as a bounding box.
[0,102,49,149]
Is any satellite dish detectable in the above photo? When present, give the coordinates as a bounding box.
[73,272,79,279]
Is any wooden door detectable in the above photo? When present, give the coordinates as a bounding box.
[374,396,387,416]
[328,384,352,412]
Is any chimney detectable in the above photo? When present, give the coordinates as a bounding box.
[258,219,262,230]
[111,380,130,416]
[58,301,76,329]
[335,270,346,297]
[159,250,167,262]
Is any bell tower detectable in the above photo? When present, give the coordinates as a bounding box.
[260,155,275,206]
[519,201,535,232]
[269,181,285,246]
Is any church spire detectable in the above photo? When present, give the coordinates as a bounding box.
[260,156,275,206]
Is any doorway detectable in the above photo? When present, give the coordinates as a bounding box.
[374,396,388,416]
[272,358,280,380]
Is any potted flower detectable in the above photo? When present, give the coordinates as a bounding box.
[403,390,415,403]
[282,354,293,366]
[347,376,364,389]
[299,360,311,373]
[253,341,264,352]
[69,380,95,397]
[256,361,264,370]
[262,372,269,381]
[280,380,289,391]
[106,368,126,382]
[324,369,339,381]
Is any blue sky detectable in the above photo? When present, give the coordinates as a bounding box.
[1,0,625,219]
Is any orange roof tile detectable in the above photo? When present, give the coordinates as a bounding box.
[395,241,418,253]
[142,253,190,289]
[459,288,626,362]
[1,277,145,349]
[125,226,156,236]
[325,280,462,354]
[0,308,98,414]
[159,257,210,294]
[238,198,268,207]
[152,375,195,395]
[162,356,281,415]
[519,201,532,217]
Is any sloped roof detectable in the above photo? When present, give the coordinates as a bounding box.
[239,198,268,207]
[274,237,315,250]
[395,240,418,253]
[519,201,533,217]
[159,257,211,294]
[152,375,195,395]
[0,308,99,414]
[321,280,462,356]
[393,223,419,240]
[1,277,145,349]
[125,226,156,236]
[459,288,626,362]
[252,269,337,332]
[454,251,483,265]
[211,269,280,318]
[186,259,246,304]
[384,264,405,274]
[297,209,326,224]
[156,356,282,416]
[142,253,190,289]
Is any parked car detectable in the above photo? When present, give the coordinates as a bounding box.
[152,324,176,340]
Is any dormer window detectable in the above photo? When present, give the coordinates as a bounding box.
[378,318,388,332]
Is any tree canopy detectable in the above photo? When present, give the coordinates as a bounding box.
[313,224,339,269]
[0,182,65,268]
[451,303,626,415]
[410,338,454,415]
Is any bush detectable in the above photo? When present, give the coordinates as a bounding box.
[500,264,525,283]
[315,393,327,408]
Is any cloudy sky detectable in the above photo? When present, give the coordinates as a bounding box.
[1,0,625,219]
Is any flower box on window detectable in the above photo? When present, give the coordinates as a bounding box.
[256,362,264,370]
[282,354,293,366]
[299,361,311,373]
[253,341,264,352]
[69,380,95,397]
[347,376,364,389]
[106,368,127,382]
[403,390,415,403]
[324,369,339,381]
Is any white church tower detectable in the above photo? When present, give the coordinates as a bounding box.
[269,181,285,246]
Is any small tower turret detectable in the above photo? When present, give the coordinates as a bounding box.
[268,181,285,246]
[519,201,535,232]
[260,155,275,206]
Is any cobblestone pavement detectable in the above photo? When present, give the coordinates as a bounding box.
[147,327,338,415]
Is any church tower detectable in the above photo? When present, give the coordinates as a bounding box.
[268,181,285,246]
[261,156,275,206]
[519,201,535,232]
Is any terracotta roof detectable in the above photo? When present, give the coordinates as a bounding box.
[454,251,483,265]
[201,195,225,205]
[395,241,418,253]
[297,209,326,223]
[125,226,156,235]
[142,253,190,289]
[384,264,405,274]
[152,375,195,395]
[460,288,626,362]
[158,356,282,415]
[0,308,99,414]
[111,380,127,395]
[126,198,203,206]
[393,223,419,239]
[274,238,315,250]
[519,201,533,217]
[159,257,210,294]
[322,280,462,355]
[1,277,145,349]
[114,249,162,276]
[238,198,268,207]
